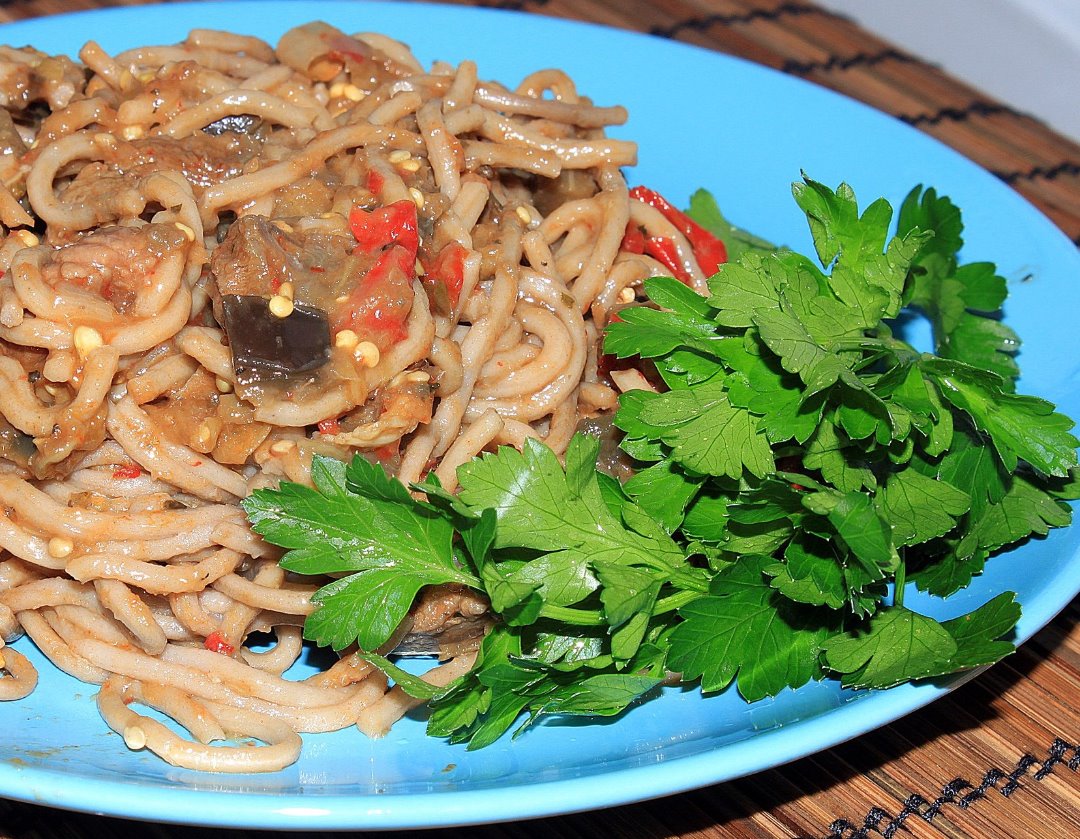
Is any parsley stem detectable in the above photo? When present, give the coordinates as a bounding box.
[538,604,606,626]
[894,555,907,608]
[537,587,702,627]
[654,588,702,616]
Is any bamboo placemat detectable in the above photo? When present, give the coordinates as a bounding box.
[0,1,1077,837]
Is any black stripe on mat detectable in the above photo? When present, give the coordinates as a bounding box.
[822,738,1080,839]
[994,161,1080,183]
[649,2,826,39]
[900,102,1023,126]
[781,48,916,76]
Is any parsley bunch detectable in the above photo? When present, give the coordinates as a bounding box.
[243,176,1079,748]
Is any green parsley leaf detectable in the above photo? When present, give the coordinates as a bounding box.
[922,357,1079,477]
[822,605,958,689]
[668,555,828,701]
[244,456,475,651]
[457,436,684,579]
[942,592,1020,669]
[244,176,1075,752]
[877,469,971,547]
[823,593,1021,689]
[801,489,897,581]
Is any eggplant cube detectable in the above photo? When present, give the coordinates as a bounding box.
[221,294,331,385]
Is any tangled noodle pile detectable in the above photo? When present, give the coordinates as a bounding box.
[0,23,718,770]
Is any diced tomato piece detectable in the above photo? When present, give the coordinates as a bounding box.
[366,168,384,195]
[112,464,143,479]
[349,200,419,259]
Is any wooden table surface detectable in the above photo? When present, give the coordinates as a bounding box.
[0,1,1078,837]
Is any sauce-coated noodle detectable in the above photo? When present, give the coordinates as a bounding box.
[0,23,712,771]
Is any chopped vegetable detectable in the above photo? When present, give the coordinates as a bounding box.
[422,241,468,314]
[204,631,236,656]
[330,245,415,349]
[630,185,728,274]
[643,235,691,283]
[246,176,1080,749]
[221,294,331,385]
[349,199,420,259]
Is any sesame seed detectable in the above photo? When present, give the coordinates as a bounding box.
[173,222,196,242]
[215,377,232,393]
[270,440,296,455]
[120,125,145,141]
[268,295,294,318]
[409,187,424,208]
[515,206,533,226]
[329,82,364,101]
[388,150,411,164]
[334,329,359,350]
[196,422,214,447]
[47,536,74,559]
[72,325,104,358]
[618,286,636,304]
[354,341,380,368]
[404,371,431,384]
[399,158,421,173]
[123,725,147,750]
[15,230,39,247]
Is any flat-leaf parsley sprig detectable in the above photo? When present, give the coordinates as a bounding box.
[244,175,1080,748]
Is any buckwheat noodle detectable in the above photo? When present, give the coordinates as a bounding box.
[0,22,712,771]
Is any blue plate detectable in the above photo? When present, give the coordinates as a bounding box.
[1,1,1078,829]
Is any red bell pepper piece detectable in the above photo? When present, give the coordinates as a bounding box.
[331,244,415,348]
[204,631,235,656]
[643,236,692,283]
[317,418,342,435]
[629,185,727,275]
[422,241,468,312]
[348,200,419,259]
[365,168,385,196]
[374,440,400,462]
[620,222,646,254]
[319,28,374,66]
